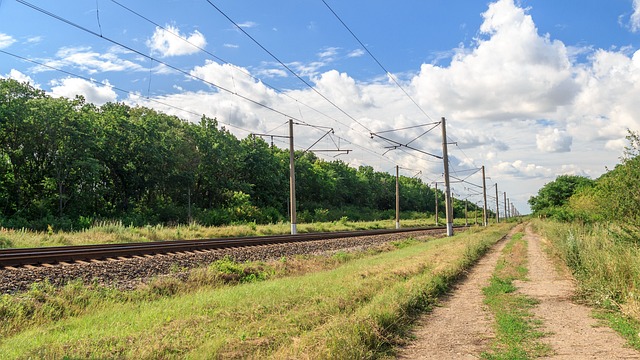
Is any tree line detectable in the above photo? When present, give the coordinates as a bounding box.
[0,79,480,230]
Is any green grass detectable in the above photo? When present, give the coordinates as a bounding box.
[533,219,640,350]
[482,231,550,359]
[0,224,515,359]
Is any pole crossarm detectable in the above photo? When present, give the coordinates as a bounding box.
[252,133,290,139]
[369,132,443,159]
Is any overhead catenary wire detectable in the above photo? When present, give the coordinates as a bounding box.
[14,0,303,123]
[0,49,256,135]
[320,0,435,123]
[110,0,418,174]
[202,0,373,134]
[109,0,358,136]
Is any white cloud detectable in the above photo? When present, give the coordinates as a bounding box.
[631,0,640,32]
[37,47,144,74]
[536,128,572,153]
[4,69,38,87]
[411,0,578,121]
[49,77,117,105]
[237,21,257,29]
[26,36,42,44]
[495,160,551,179]
[313,70,373,108]
[318,47,340,60]
[0,33,16,49]
[347,49,365,58]
[147,25,206,57]
[224,43,239,49]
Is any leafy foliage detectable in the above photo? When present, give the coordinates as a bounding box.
[0,79,475,230]
[528,175,594,213]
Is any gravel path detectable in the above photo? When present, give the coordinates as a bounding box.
[0,230,442,294]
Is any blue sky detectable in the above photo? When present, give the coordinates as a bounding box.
[2,0,640,214]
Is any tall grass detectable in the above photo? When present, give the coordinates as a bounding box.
[533,219,640,350]
[0,224,515,359]
[533,220,640,324]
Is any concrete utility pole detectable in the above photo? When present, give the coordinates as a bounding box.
[465,199,468,226]
[441,117,454,236]
[475,202,479,224]
[395,165,400,229]
[289,119,297,235]
[503,191,508,221]
[434,182,439,226]
[482,166,488,226]
[495,184,500,224]
[507,198,511,218]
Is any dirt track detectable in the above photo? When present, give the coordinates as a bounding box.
[396,225,640,359]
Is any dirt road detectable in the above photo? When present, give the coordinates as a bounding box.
[396,225,640,359]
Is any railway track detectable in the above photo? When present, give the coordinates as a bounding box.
[0,226,448,268]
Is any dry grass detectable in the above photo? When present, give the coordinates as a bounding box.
[0,218,469,249]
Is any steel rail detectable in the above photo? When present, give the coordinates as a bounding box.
[0,227,448,268]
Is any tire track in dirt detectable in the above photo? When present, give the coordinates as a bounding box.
[517,226,640,359]
[396,227,520,359]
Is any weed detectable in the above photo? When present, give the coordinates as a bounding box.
[482,232,550,359]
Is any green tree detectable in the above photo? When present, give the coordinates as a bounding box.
[528,175,594,213]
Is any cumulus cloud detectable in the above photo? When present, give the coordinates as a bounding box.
[495,160,551,179]
[4,69,38,87]
[313,70,373,108]
[536,128,572,153]
[190,60,278,104]
[147,25,206,57]
[411,0,578,121]
[0,33,16,49]
[49,77,117,105]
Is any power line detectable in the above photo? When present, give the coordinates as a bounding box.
[0,49,255,135]
[202,0,372,134]
[320,0,435,123]
[15,0,302,123]
[109,0,357,135]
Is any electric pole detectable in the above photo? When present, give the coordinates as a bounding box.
[495,183,500,224]
[482,165,488,226]
[396,165,400,229]
[441,117,454,236]
[434,182,438,226]
[289,119,297,235]
[503,191,508,221]
[465,199,468,226]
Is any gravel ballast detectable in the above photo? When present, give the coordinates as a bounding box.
[0,229,444,294]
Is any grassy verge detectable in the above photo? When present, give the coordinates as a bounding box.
[0,217,472,249]
[482,232,549,359]
[532,219,640,350]
[0,224,514,359]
